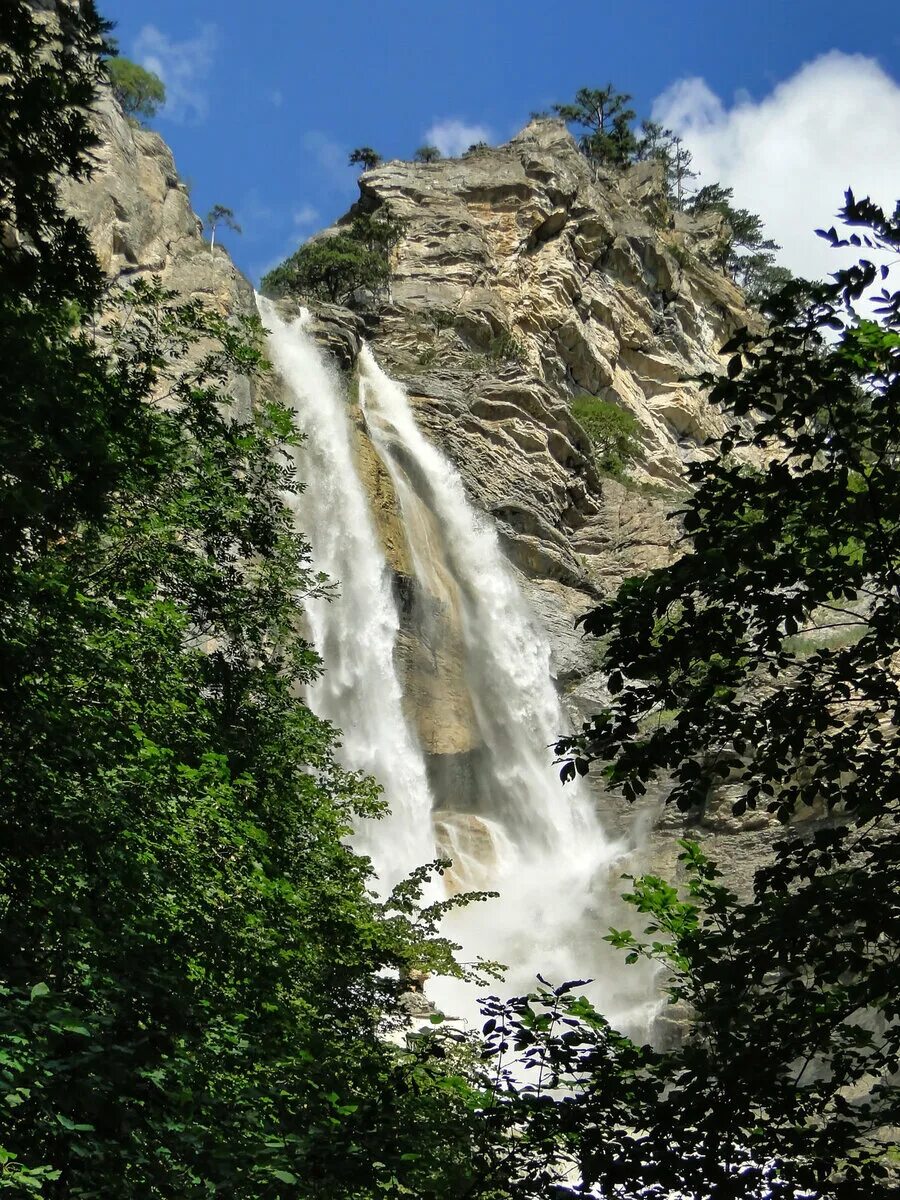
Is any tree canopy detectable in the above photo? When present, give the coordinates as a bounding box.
[105,55,166,122]
[688,183,790,300]
[0,5,493,1195]
[554,84,638,166]
[204,203,242,250]
[261,206,406,306]
[487,192,900,1198]
[348,146,382,171]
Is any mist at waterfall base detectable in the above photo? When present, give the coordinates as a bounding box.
[258,298,657,1033]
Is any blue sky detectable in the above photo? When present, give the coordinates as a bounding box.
[101,0,900,285]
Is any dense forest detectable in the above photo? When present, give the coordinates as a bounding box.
[1,2,898,1196]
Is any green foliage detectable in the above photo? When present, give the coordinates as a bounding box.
[348,146,382,171]
[486,331,525,364]
[105,56,165,122]
[261,207,405,306]
[263,233,385,304]
[414,145,442,163]
[0,0,106,311]
[553,85,638,166]
[570,394,641,478]
[664,238,692,268]
[528,192,900,1196]
[348,206,407,254]
[424,308,457,331]
[555,87,788,303]
[688,183,792,300]
[0,7,500,1196]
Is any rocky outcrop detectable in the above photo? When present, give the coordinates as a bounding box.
[309,120,749,611]
[59,89,257,418]
[62,93,770,896]
[304,121,766,892]
[62,93,250,307]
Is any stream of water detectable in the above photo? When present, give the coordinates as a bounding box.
[257,297,436,890]
[258,299,655,1030]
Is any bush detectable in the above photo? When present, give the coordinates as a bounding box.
[665,239,692,268]
[426,308,457,331]
[262,206,405,306]
[571,394,641,477]
[105,57,165,121]
[262,235,386,304]
[414,145,442,163]
[486,331,525,363]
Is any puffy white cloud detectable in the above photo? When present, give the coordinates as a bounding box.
[292,204,320,228]
[424,118,492,158]
[134,24,219,124]
[653,53,900,283]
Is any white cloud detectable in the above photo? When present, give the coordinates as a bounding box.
[301,131,357,192]
[293,205,320,227]
[268,88,284,109]
[424,118,493,158]
[652,53,900,284]
[134,24,219,124]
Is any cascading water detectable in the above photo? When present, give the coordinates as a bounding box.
[356,347,654,1028]
[256,297,655,1031]
[256,298,435,892]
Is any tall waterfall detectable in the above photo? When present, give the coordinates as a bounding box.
[356,348,640,1022]
[257,298,652,1029]
[256,298,436,891]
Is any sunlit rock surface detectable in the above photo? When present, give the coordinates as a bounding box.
[62,97,770,904]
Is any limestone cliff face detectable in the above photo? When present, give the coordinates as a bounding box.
[61,91,247,308]
[315,121,774,882]
[59,89,257,416]
[316,123,744,692]
[62,97,775,892]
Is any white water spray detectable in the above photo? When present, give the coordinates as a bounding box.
[356,347,648,1025]
[256,298,435,892]
[255,299,654,1031]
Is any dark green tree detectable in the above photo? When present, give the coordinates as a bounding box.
[479,193,900,1198]
[414,144,442,163]
[105,55,166,122]
[349,205,408,254]
[687,180,736,214]
[261,234,387,304]
[204,203,242,252]
[634,118,672,161]
[0,5,498,1196]
[554,85,638,167]
[348,146,382,171]
[571,394,641,479]
[688,183,789,299]
[262,205,405,305]
[665,135,698,209]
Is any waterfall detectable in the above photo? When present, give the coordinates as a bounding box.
[256,298,654,1030]
[356,347,645,1025]
[256,298,436,892]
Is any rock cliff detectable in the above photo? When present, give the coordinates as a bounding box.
[297,121,775,883]
[62,95,775,894]
[317,122,751,677]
